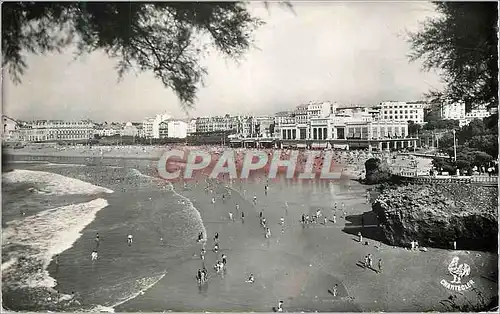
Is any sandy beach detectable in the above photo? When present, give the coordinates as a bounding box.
[2,148,497,312]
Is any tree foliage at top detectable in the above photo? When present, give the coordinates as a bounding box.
[2,2,263,107]
[408,2,498,111]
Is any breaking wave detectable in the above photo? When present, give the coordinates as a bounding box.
[3,169,114,195]
[2,198,110,289]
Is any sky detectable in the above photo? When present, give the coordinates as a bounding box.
[2,1,443,123]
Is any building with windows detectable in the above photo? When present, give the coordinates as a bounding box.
[465,104,491,120]
[195,114,240,133]
[440,101,466,120]
[142,113,172,139]
[17,120,94,142]
[187,119,197,135]
[159,119,188,138]
[254,115,275,138]
[2,115,19,141]
[379,101,425,124]
[293,104,308,125]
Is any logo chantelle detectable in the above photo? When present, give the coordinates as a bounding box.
[441,256,474,292]
[155,149,346,181]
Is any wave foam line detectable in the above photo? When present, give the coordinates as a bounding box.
[2,198,110,289]
[2,169,114,195]
[107,273,167,311]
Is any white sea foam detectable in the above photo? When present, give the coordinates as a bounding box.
[2,198,110,289]
[2,169,114,195]
[45,163,86,167]
[109,273,167,310]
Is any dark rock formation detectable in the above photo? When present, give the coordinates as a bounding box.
[372,183,498,252]
[363,158,392,184]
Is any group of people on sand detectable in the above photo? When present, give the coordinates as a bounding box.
[362,254,383,273]
[195,229,230,284]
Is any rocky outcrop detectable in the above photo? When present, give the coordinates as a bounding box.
[363,158,393,184]
[372,183,498,252]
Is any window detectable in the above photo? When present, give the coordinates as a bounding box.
[405,110,408,114]
[405,115,408,119]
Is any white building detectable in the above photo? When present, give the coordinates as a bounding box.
[465,104,491,120]
[17,120,94,142]
[307,101,333,120]
[187,119,197,135]
[293,104,308,125]
[2,115,18,141]
[440,101,466,120]
[274,111,294,138]
[159,119,188,138]
[142,113,172,139]
[195,114,240,133]
[379,101,425,124]
[279,115,408,142]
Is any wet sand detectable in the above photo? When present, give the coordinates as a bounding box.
[117,175,498,312]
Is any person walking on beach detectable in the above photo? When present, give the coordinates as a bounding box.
[284,202,289,216]
[276,300,284,312]
[259,211,263,219]
[358,232,363,243]
[253,194,258,205]
[229,211,234,222]
[265,228,271,239]
[214,232,219,243]
[241,211,245,223]
[212,197,216,208]
[236,204,240,214]
[222,254,227,266]
[247,273,255,283]
[368,254,373,269]
[333,214,336,224]
[364,255,369,268]
[91,250,98,261]
[200,248,206,260]
[265,185,269,196]
[453,240,457,250]
[213,243,219,253]
[332,284,338,297]
[95,233,100,247]
[378,258,383,273]
[197,269,203,284]
[127,234,133,246]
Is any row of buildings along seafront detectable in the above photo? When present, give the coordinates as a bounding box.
[2,100,494,147]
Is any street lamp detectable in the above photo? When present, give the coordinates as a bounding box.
[452,129,457,162]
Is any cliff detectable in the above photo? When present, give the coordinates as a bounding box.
[372,182,498,252]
